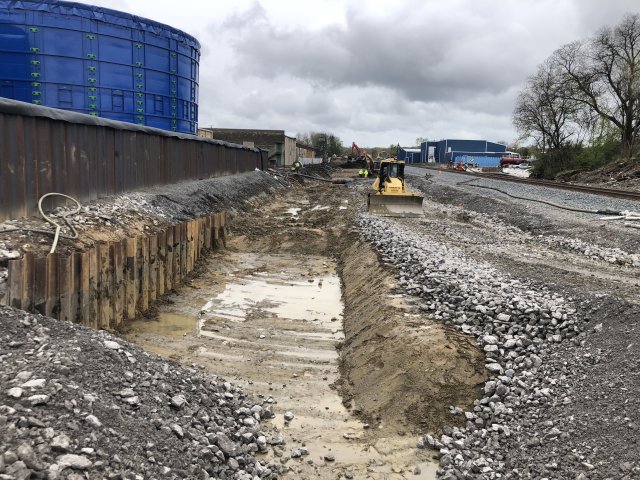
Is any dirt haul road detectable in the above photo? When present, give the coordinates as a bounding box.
[124,176,487,479]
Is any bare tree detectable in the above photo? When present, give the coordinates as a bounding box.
[553,14,640,156]
[296,132,312,146]
[513,59,581,151]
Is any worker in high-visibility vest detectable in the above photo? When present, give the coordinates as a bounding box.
[363,168,369,178]
[291,159,302,172]
[358,168,365,178]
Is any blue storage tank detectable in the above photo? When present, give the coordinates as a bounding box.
[0,0,200,133]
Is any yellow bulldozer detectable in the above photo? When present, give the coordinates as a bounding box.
[367,157,424,217]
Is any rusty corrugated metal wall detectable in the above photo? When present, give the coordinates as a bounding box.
[0,99,261,221]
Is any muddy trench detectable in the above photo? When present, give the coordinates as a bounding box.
[123,181,486,479]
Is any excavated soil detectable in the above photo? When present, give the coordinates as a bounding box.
[124,177,486,479]
[559,157,640,191]
[337,241,486,434]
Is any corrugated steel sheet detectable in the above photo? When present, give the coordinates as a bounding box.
[453,154,502,167]
[0,98,261,221]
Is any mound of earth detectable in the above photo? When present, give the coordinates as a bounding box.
[336,237,487,436]
[561,157,640,191]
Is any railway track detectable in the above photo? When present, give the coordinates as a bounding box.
[410,166,640,201]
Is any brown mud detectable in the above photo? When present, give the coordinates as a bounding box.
[337,240,487,435]
[124,177,487,479]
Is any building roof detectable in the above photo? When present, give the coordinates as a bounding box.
[199,127,285,135]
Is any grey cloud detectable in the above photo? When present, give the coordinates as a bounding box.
[220,2,268,30]
[213,1,568,110]
[573,0,640,32]
[214,0,639,111]
[198,0,637,145]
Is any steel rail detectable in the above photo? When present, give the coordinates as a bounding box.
[411,166,640,201]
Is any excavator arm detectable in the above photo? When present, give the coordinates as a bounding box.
[351,142,377,173]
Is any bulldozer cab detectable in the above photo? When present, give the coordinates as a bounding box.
[377,161,404,188]
[372,159,406,195]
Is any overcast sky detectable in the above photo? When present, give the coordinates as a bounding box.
[87,0,637,147]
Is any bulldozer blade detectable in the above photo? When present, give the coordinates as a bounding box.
[367,194,424,217]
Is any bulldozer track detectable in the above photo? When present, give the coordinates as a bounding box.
[413,166,640,201]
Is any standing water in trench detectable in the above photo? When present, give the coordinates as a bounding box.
[127,251,439,479]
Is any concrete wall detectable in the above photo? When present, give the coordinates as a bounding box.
[284,136,297,166]
[297,143,316,158]
[199,128,293,166]
[198,128,283,148]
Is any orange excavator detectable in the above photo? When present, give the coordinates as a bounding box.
[351,142,377,174]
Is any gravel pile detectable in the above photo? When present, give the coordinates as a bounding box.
[407,171,640,268]
[541,233,640,267]
[356,214,631,479]
[0,306,282,480]
[0,171,280,235]
[109,170,281,222]
[429,197,640,268]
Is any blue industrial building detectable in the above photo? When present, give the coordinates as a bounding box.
[420,139,507,167]
[397,147,421,164]
[0,0,200,133]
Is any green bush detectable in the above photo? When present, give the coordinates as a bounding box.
[531,137,622,179]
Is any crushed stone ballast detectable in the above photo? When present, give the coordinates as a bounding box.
[356,213,598,479]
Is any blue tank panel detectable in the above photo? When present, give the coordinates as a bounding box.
[0,0,200,133]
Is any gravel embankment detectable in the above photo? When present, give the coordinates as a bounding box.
[407,168,640,217]
[407,169,640,269]
[426,190,640,269]
[0,306,282,480]
[357,213,640,479]
[109,170,283,222]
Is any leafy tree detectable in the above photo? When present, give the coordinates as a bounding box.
[324,134,344,157]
